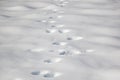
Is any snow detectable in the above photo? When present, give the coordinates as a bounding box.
[0,0,120,80]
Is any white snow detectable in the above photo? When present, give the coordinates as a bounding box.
[0,0,120,80]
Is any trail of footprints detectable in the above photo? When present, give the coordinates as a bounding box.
[3,0,95,79]
[31,70,62,78]
[29,0,94,79]
[29,0,71,78]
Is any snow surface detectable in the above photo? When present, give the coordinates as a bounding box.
[0,0,120,80]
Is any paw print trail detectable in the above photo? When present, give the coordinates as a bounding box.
[30,0,95,79]
[0,0,96,80]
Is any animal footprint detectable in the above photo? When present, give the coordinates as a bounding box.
[46,29,57,33]
[67,36,83,41]
[58,48,82,56]
[31,71,40,75]
[54,0,69,7]
[58,29,71,33]
[41,70,62,78]
[52,41,67,46]
[58,49,69,56]
[44,58,63,64]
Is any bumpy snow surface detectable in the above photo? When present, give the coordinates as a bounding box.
[0,0,120,80]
